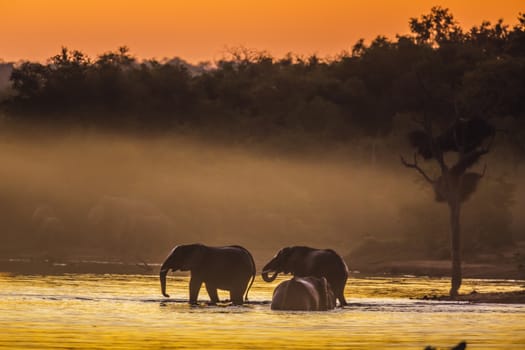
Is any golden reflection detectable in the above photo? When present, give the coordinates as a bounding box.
[0,274,524,349]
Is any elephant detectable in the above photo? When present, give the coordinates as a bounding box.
[262,246,348,306]
[159,244,255,305]
[271,276,336,311]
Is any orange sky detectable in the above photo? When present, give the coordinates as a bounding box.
[0,0,523,63]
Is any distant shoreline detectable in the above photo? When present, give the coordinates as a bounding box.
[350,258,525,280]
[0,258,160,275]
[2,257,524,279]
[421,290,525,304]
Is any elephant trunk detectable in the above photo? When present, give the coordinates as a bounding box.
[160,267,170,298]
[262,270,278,282]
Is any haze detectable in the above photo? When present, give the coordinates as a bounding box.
[0,132,406,263]
[0,129,522,266]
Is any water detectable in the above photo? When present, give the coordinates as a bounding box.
[1,274,524,349]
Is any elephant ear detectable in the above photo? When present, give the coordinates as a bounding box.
[183,244,205,270]
[280,247,295,273]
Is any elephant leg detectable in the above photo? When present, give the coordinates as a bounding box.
[230,288,244,306]
[189,277,202,305]
[332,281,348,306]
[205,283,219,305]
[338,293,348,307]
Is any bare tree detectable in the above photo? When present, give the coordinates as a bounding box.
[402,110,493,297]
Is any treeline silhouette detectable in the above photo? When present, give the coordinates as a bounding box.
[0,7,524,265]
[2,7,524,149]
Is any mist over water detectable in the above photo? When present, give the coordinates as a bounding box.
[0,130,423,262]
[1,129,523,267]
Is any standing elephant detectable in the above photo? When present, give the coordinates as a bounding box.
[271,276,336,311]
[262,246,348,306]
[159,244,255,305]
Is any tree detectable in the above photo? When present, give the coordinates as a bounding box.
[402,102,494,297]
[409,6,464,47]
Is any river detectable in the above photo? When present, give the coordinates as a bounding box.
[1,274,524,349]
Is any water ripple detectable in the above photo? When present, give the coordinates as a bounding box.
[1,274,524,349]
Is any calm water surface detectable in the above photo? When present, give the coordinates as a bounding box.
[1,274,524,349]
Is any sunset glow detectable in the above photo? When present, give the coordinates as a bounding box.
[1,0,523,62]
[1,0,525,348]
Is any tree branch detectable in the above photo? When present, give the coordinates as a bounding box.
[451,148,489,175]
[480,164,487,178]
[400,153,436,184]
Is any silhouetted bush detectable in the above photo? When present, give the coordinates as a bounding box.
[1,8,523,145]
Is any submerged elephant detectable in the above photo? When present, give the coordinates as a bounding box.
[159,244,255,305]
[271,276,336,311]
[262,246,348,306]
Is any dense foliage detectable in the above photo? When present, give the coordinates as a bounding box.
[2,7,524,145]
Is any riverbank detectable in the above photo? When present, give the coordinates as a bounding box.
[355,259,525,304]
[425,290,525,304]
[352,259,525,280]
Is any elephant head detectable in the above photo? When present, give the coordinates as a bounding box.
[159,244,205,297]
[261,247,296,282]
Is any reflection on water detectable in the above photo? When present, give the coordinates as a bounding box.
[0,274,524,349]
